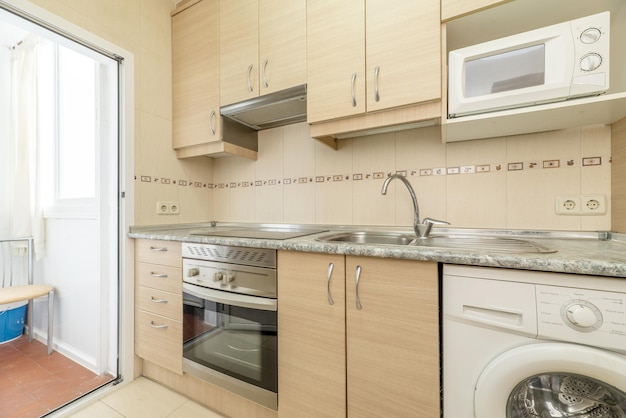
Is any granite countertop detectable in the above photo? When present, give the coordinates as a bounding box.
[128,223,626,278]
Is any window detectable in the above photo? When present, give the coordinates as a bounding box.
[35,39,118,215]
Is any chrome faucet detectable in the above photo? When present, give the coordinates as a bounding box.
[380,174,449,238]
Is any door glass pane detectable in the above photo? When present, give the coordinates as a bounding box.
[57,45,96,199]
[507,372,626,417]
[465,44,545,97]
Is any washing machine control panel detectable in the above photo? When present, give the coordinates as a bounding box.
[536,285,626,352]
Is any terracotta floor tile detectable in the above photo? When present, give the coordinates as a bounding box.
[0,335,115,417]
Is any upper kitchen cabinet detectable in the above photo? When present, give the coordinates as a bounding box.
[441,0,511,22]
[219,0,306,106]
[442,0,626,143]
[172,0,257,160]
[307,0,441,147]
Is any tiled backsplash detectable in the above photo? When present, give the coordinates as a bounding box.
[135,122,611,231]
[207,122,611,231]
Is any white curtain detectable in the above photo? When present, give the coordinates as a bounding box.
[9,35,45,260]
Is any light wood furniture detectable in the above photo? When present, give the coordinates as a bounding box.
[612,116,626,233]
[278,251,440,417]
[134,239,183,374]
[0,237,54,355]
[0,284,54,354]
[441,0,511,21]
[306,0,441,146]
[219,0,306,106]
[172,0,257,160]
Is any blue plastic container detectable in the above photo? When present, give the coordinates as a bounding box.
[0,301,27,344]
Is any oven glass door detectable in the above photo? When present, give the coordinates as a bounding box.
[183,291,278,394]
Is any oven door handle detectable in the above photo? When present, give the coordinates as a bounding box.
[183,282,277,312]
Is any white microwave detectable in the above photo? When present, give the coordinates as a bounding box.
[448,12,610,118]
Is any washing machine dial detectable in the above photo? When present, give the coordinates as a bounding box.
[561,299,603,332]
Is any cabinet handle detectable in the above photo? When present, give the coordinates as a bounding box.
[150,321,168,329]
[351,73,357,107]
[262,59,269,89]
[355,265,362,310]
[247,64,254,92]
[209,110,216,135]
[327,262,335,305]
[149,246,168,252]
[150,296,168,304]
[150,272,168,278]
[374,66,380,102]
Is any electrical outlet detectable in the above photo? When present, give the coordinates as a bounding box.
[556,196,581,215]
[581,195,607,215]
[156,202,180,215]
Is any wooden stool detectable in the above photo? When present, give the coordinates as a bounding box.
[0,285,55,354]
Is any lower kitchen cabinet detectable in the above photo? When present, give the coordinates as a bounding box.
[134,239,183,375]
[277,251,440,417]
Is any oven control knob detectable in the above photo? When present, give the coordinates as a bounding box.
[223,273,235,283]
[213,272,223,282]
[188,268,199,277]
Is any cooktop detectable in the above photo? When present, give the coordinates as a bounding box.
[190,227,327,240]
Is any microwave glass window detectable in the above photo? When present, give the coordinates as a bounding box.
[465,44,546,97]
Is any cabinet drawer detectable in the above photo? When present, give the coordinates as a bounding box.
[136,286,182,320]
[135,310,182,374]
[135,239,182,267]
[136,262,182,294]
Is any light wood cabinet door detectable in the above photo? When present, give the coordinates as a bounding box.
[306,0,366,123]
[366,0,441,113]
[442,0,510,21]
[219,0,258,105]
[135,310,183,374]
[259,0,306,96]
[172,0,221,150]
[277,251,346,418]
[220,0,306,105]
[345,256,440,417]
[307,0,440,126]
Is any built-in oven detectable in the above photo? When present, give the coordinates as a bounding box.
[181,243,277,410]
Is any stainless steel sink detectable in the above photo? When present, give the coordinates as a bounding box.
[416,234,557,254]
[316,231,556,254]
[316,231,415,246]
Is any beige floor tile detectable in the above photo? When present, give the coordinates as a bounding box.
[70,401,125,418]
[100,377,187,418]
[167,401,224,418]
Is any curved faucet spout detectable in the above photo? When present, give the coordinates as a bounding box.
[381,174,421,237]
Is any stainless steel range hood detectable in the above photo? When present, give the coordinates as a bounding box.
[220,84,307,130]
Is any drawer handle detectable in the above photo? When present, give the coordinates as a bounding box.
[327,262,335,305]
[150,321,168,329]
[150,272,168,278]
[149,246,168,252]
[150,296,168,304]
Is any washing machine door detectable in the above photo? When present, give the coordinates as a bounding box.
[475,343,626,418]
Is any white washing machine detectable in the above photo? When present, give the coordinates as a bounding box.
[443,264,626,418]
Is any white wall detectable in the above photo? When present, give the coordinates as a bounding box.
[0,46,10,238]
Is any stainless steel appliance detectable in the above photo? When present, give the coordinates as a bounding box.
[182,243,278,410]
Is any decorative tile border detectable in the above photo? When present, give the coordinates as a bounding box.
[135,156,608,191]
